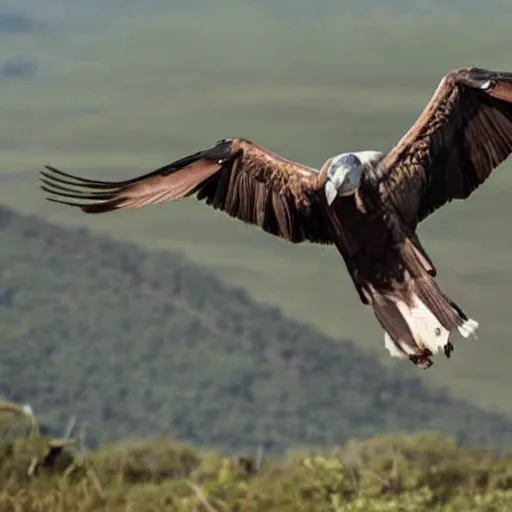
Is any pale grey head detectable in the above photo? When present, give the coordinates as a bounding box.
[324,150,383,206]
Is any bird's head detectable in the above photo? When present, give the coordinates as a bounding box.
[324,153,363,205]
[324,151,382,206]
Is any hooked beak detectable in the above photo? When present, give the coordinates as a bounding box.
[324,179,338,206]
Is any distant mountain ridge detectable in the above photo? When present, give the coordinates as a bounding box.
[0,204,510,452]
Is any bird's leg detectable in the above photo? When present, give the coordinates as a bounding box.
[345,262,370,305]
[410,232,437,277]
[353,278,370,305]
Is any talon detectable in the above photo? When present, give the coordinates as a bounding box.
[409,353,433,369]
[444,341,454,358]
[418,357,433,369]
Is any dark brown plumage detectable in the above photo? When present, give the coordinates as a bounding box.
[377,67,512,228]
[40,67,512,369]
[41,139,334,245]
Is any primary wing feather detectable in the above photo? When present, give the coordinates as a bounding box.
[375,67,512,226]
[40,138,334,245]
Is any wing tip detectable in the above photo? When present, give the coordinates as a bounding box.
[43,194,121,214]
[40,165,163,214]
[39,164,129,213]
[455,66,512,100]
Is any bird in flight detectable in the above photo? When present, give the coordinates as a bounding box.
[40,67,512,369]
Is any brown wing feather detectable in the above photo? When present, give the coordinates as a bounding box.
[41,138,334,245]
[376,67,512,226]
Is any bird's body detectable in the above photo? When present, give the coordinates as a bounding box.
[40,66,512,369]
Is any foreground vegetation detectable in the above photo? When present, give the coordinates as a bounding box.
[1,400,512,511]
[1,206,511,452]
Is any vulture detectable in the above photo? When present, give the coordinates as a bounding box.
[40,66,512,369]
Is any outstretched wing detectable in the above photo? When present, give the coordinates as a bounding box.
[40,137,334,244]
[375,67,512,227]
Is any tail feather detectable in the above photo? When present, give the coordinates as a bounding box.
[372,276,478,369]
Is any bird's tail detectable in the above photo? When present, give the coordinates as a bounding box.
[366,241,478,368]
[372,278,478,368]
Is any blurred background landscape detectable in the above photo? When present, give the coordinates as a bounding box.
[2,1,512,509]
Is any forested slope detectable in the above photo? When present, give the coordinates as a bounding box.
[0,205,510,452]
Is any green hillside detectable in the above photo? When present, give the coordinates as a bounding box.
[2,6,512,417]
[0,205,511,452]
